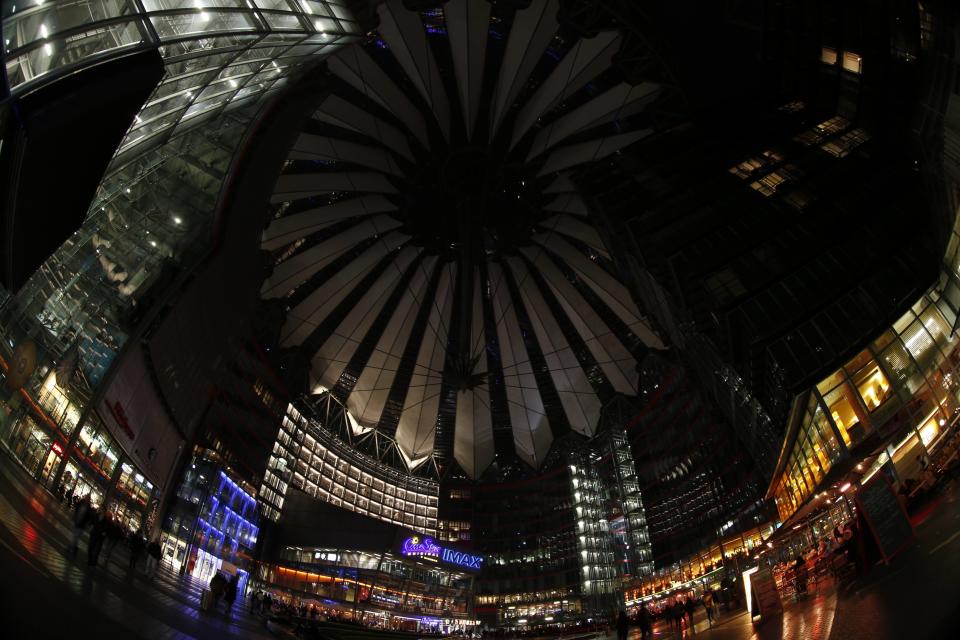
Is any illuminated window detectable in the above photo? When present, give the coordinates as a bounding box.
[852,363,891,412]
[842,51,863,74]
[821,46,838,65]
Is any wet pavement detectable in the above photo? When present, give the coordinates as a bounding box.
[1,452,959,639]
[0,455,273,640]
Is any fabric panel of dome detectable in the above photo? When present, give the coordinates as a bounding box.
[344,255,439,426]
[374,259,449,437]
[281,229,410,346]
[526,81,661,161]
[289,134,405,176]
[328,47,430,147]
[543,193,588,216]
[508,257,603,437]
[541,214,609,257]
[536,129,654,176]
[489,263,555,469]
[262,214,401,298]
[261,194,397,251]
[477,260,516,462]
[271,171,398,203]
[376,0,451,142]
[455,387,495,478]
[521,246,638,395]
[533,232,664,350]
[510,30,621,150]
[445,0,491,140]
[517,252,618,403]
[312,94,415,162]
[454,268,495,477]
[489,0,560,138]
[543,173,577,195]
[395,264,456,465]
[309,245,421,395]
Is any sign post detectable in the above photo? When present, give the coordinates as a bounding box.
[854,468,916,565]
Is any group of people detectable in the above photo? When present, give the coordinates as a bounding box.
[614,590,719,639]
[786,522,856,596]
[208,571,241,613]
[68,491,161,575]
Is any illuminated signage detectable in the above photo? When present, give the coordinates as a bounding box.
[441,547,483,570]
[401,536,484,570]
[402,536,441,557]
[51,441,64,455]
[108,400,136,440]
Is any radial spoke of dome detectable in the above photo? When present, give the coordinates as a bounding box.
[290,134,404,176]
[262,214,402,299]
[495,260,570,440]
[261,194,396,251]
[313,94,415,162]
[541,214,608,254]
[526,81,660,161]
[490,0,560,138]
[376,0,451,142]
[328,45,430,148]
[516,252,617,404]
[537,129,654,176]
[343,255,438,424]
[271,170,398,203]
[477,260,516,461]
[509,256,602,437]
[543,173,577,194]
[305,246,418,390]
[375,260,450,437]
[445,0,491,140]
[469,211,567,359]
[280,229,410,346]
[543,192,587,216]
[395,263,455,461]
[510,30,621,150]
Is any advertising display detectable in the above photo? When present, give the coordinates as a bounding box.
[400,535,484,571]
[96,344,183,491]
[855,469,916,564]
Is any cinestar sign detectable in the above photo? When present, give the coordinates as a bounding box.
[400,536,484,570]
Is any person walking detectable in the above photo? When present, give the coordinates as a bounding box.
[128,531,146,571]
[637,605,652,639]
[616,609,629,640]
[102,514,123,565]
[224,573,240,613]
[685,596,697,629]
[69,495,92,558]
[702,590,714,625]
[87,509,107,567]
[145,537,162,577]
[250,590,261,614]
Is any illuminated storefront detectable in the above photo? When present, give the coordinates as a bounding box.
[259,541,477,633]
[160,452,259,590]
[771,291,960,521]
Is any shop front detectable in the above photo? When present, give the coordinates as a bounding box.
[770,291,960,523]
[160,452,259,593]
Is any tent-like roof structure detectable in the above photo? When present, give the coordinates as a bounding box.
[261,0,670,479]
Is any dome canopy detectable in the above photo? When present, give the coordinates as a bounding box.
[261,0,666,479]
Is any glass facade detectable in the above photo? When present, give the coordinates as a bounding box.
[260,403,440,534]
[160,452,259,588]
[772,291,960,521]
[259,545,475,628]
[0,1,356,528]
